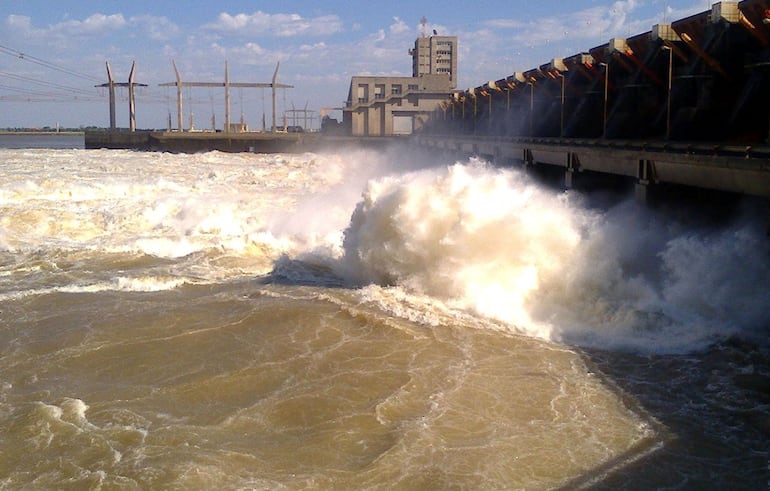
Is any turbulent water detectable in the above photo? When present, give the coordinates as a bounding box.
[0,139,768,489]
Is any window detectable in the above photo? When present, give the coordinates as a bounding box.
[357,84,368,103]
[391,84,402,95]
[408,84,419,91]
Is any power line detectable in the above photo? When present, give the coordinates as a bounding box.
[0,43,101,83]
[0,70,95,96]
[0,82,66,97]
[0,95,104,103]
[0,83,100,101]
[0,82,169,105]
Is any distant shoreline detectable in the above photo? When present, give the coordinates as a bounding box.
[0,131,84,136]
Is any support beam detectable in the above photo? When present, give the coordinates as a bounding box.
[635,159,654,204]
[225,61,230,132]
[173,60,183,131]
[161,62,291,133]
[680,32,730,80]
[97,61,146,131]
[105,62,116,130]
[128,61,137,132]
[635,180,650,204]
[272,62,280,132]
[565,152,580,189]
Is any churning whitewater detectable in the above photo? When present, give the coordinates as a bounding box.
[3,147,764,351]
[340,160,770,353]
[0,145,768,489]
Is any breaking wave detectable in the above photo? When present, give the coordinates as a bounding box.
[338,159,770,353]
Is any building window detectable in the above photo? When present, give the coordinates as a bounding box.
[357,84,368,103]
[408,84,418,91]
[374,84,385,99]
[392,84,402,95]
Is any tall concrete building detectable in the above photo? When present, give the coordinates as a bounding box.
[410,35,457,88]
[343,34,458,137]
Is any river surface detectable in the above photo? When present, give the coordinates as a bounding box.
[0,137,768,489]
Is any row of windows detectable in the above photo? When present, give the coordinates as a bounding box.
[356,83,422,103]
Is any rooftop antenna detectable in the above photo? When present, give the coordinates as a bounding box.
[420,16,427,38]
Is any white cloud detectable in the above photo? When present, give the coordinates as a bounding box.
[202,41,282,69]
[3,12,126,38]
[475,0,647,53]
[129,15,180,41]
[206,11,343,37]
[5,14,33,32]
[61,13,126,36]
[456,0,712,92]
[299,42,328,52]
[483,19,525,30]
[389,17,409,35]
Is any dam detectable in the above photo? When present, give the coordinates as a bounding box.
[413,0,770,201]
[84,1,770,203]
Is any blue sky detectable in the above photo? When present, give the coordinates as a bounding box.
[0,1,711,129]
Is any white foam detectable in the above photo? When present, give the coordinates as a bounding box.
[0,150,335,282]
[0,275,198,301]
[2,147,767,354]
[340,159,770,353]
[341,161,578,338]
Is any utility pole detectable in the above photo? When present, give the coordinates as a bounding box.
[97,61,146,131]
[272,62,280,132]
[128,61,137,132]
[105,62,116,130]
[160,61,292,133]
[225,61,230,132]
[173,60,183,131]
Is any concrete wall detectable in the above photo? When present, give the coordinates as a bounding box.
[344,75,453,136]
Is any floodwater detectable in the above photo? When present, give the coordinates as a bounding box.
[0,139,768,489]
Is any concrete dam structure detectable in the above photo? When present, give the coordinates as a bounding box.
[415,0,770,201]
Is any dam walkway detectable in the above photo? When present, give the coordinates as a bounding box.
[412,134,770,202]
